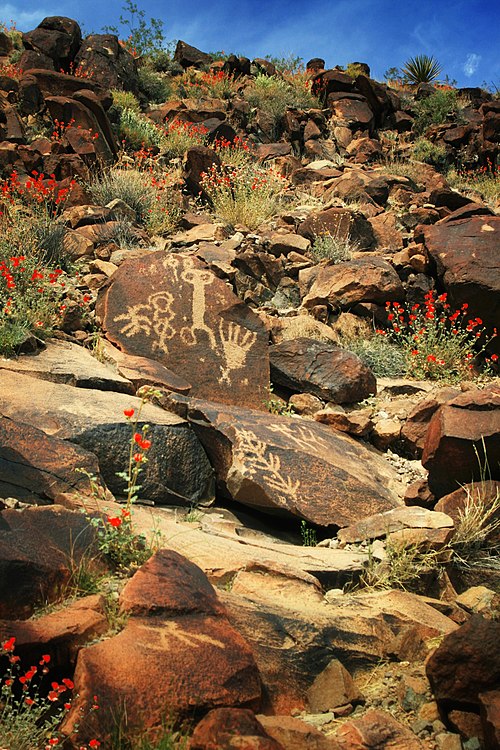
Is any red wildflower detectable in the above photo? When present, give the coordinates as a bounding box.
[123,408,135,418]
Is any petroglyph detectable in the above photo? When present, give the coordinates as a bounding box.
[234,428,300,501]
[136,621,226,651]
[113,255,257,384]
[114,291,176,353]
[267,422,331,454]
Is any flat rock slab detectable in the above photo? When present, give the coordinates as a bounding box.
[0,370,214,505]
[222,588,457,714]
[338,506,454,544]
[270,337,376,404]
[0,415,103,503]
[63,550,261,744]
[180,396,403,528]
[0,340,133,392]
[97,251,270,408]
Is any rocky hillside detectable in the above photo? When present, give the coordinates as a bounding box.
[0,15,499,750]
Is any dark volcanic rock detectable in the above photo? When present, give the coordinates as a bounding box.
[270,338,376,404]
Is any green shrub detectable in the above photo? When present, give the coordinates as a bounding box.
[161,119,207,160]
[200,162,286,230]
[111,88,141,113]
[413,90,459,135]
[402,54,442,84]
[246,73,318,140]
[346,62,368,79]
[341,335,407,378]
[411,137,448,170]
[137,67,172,103]
[118,107,164,150]
[264,53,304,74]
[310,228,355,263]
[447,161,500,207]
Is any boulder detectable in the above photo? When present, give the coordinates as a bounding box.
[97,251,270,409]
[190,708,284,750]
[0,370,214,506]
[337,507,454,545]
[22,16,82,71]
[0,414,104,503]
[62,550,261,744]
[164,394,403,528]
[426,615,500,709]
[301,257,404,311]
[269,338,376,404]
[258,715,341,750]
[422,385,500,498]
[0,505,97,618]
[422,216,500,348]
[174,40,213,69]
[298,207,375,251]
[74,33,139,95]
[306,658,364,712]
[0,595,108,670]
[335,708,426,749]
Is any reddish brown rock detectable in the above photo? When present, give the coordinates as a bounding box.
[426,615,500,708]
[0,595,108,670]
[0,505,97,618]
[174,40,213,69]
[298,207,375,250]
[189,708,283,750]
[102,340,192,394]
[22,16,82,70]
[269,338,376,404]
[480,690,500,750]
[422,385,500,498]
[337,507,453,544]
[184,145,222,196]
[172,395,403,528]
[257,715,341,750]
[330,97,374,131]
[97,252,270,409]
[334,708,426,749]
[63,551,261,745]
[307,658,364,712]
[422,216,500,347]
[400,388,460,459]
[301,257,404,311]
[0,414,103,503]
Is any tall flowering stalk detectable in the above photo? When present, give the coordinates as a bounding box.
[379,291,497,381]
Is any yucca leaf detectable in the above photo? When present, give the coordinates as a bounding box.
[402,54,442,84]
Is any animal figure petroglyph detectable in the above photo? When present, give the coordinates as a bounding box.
[234,428,300,501]
[136,621,226,652]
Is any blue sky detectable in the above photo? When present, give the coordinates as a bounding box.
[2,0,499,88]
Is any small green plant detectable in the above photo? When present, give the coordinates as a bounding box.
[380,291,497,381]
[137,67,172,104]
[111,89,141,113]
[401,54,442,84]
[94,218,143,249]
[117,107,165,150]
[360,538,444,592]
[200,162,286,230]
[346,62,368,79]
[446,159,500,208]
[161,119,208,161]
[0,637,100,750]
[264,53,304,74]
[246,73,319,140]
[310,224,356,264]
[264,385,296,416]
[300,520,317,547]
[413,89,459,135]
[213,136,254,167]
[341,335,407,378]
[411,137,448,170]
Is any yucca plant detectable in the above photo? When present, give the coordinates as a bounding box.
[402,54,442,84]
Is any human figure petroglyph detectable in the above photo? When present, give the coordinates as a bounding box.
[114,291,176,353]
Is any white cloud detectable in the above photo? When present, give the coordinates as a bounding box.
[0,3,55,30]
[463,52,481,77]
